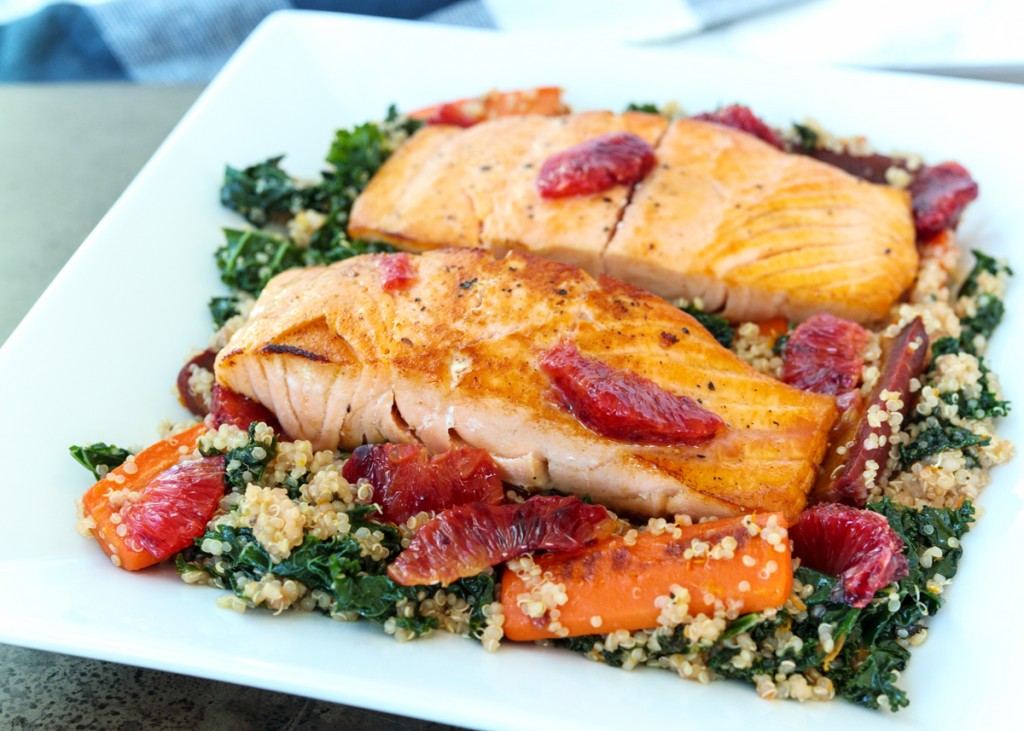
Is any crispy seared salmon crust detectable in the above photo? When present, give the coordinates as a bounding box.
[349,114,917,324]
[216,249,837,521]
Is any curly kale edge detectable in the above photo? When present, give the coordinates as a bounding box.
[213,105,420,304]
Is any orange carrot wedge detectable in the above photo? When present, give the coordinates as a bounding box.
[408,86,568,127]
[79,423,208,571]
[501,513,792,641]
[757,316,790,340]
[482,86,567,118]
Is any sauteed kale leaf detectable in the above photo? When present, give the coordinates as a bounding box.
[680,304,734,349]
[69,442,133,480]
[179,503,496,638]
[221,156,301,226]
[215,106,418,300]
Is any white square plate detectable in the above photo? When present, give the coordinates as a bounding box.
[2,11,1022,730]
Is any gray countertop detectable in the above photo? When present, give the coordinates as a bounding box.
[0,85,203,343]
[0,83,462,731]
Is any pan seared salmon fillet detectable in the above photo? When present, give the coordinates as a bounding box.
[348,114,916,324]
[215,248,837,521]
[348,111,668,275]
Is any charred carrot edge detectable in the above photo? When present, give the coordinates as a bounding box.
[80,423,208,571]
[408,86,567,122]
[483,86,566,117]
[757,316,789,340]
[501,513,792,642]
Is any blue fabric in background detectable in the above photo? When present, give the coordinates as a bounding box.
[292,1,456,16]
[0,3,125,81]
[0,0,482,82]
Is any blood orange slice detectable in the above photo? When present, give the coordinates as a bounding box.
[342,443,504,525]
[119,457,226,559]
[388,495,614,586]
[790,503,909,608]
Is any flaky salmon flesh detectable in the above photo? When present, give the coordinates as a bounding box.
[216,248,837,521]
[348,113,917,324]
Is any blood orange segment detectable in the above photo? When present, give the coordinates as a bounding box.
[378,252,416,292]
[80,425,221,571]
[209,383,284,435]
[176,348,217,416]
[388,495,614,586]
[790,502,909,608]
[341,443,504,525]
[782,313,869,397]
[120,456,227,559]
[693,105,784,150]
[909,161,979,238]
[539,340,724,446]
[424,101,481,128]
[536,132,656,199]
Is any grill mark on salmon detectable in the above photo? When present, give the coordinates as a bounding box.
[215,248,837,521]
[259,344,329,362]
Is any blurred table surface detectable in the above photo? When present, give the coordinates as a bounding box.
[1,68,1021,729]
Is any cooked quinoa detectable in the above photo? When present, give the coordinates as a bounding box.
[732,322,783,378]
[868,238,1014,509]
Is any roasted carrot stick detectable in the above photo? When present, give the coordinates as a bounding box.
[757,316,790,340]
[501,513,792,641]
[79,423,208,571]
[482,86,567,118]
[408,86,568,127]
